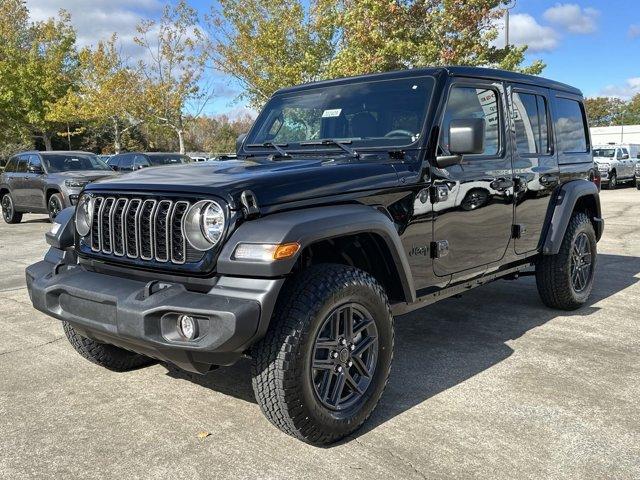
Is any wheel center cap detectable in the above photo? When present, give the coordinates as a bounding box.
[339,348,350,363]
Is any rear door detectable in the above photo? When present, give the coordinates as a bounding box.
[11,156,29,208]
[509,84,559,254]
[23,154,46,209]
[432,78,515,278]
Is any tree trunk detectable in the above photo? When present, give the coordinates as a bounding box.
[177,129,185,154]
[113,119,121,154]
[43,133,52,151]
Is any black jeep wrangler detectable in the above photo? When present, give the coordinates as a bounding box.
[26,67,603,445]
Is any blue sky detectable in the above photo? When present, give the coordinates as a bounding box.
[26,0,640,116]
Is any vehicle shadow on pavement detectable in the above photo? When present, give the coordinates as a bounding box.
[163,253,640,443]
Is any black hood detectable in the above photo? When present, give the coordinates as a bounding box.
[86,158,400,209]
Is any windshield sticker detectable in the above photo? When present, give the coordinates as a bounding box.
[322,108,342,118]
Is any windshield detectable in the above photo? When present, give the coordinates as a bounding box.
[593,148,615,157]
[43,153,111,172]
[147,154,189,166]
[245,76,435,153]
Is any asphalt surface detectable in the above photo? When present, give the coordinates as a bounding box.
[1,189,639,479]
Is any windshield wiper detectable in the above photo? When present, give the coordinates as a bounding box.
[300,139,359,158]
[246,142,291,159]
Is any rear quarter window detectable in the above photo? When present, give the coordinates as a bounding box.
[555,98,588,154]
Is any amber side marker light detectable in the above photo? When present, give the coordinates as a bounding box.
[233,242,301,262]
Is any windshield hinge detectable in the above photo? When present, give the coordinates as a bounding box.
[240,190,260,219]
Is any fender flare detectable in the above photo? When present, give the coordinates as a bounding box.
[217,204,416,303]
[542,180,603,255]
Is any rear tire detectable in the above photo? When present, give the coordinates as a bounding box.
[251,264,394,445]
[63,322,154,371]
[536,212,597,310]
[1,193,22,224]
[48,193,64,222]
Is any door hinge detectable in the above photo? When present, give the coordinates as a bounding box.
[430,184,449,203]
[430,240,449,258]
[512,224,527,239]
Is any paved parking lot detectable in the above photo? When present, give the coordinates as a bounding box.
[1,188,639,479]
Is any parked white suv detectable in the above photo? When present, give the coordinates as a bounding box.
[593,144,639,189]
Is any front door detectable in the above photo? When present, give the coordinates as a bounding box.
[432,79,514,278]
[509,84,559,254]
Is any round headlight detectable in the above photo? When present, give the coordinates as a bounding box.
[183,200,226,251]
[75,194,93,237]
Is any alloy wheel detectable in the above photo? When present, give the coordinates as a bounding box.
[48,196,61,219]
[311,303,378,411]
[2,195,12,222]
[571,232,593,293]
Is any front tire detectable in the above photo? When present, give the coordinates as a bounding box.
[63,322,154,371]
[48,193,63,222]
[251,264,394,445]
[536,212,597,310]
[1,193,22,224]
[607,172,617,190]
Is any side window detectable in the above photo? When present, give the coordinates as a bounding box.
[616,149,623,159]
[621,148,629,158]
[107,156,119,167]
[120,154,134,171]
[133,155,150,168]
[555,98,587,153]
[4,157,17,172]
[440,86,500,156]
[15,157,27,173]
[27,155,42,171]
[512,92,550,154]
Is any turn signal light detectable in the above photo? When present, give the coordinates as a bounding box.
[233,242,300,261]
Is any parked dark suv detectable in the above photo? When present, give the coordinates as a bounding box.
[26,67,603,444]
[106,152,192,172]
[1,151,116,223]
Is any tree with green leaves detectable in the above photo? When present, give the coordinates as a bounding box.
[49,35,144,153]
[19,10,78,150]
[208,0,545,108]
[584,97,626,127]
[135,0,214,154]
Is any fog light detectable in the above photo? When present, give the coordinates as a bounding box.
[177,315,198,340]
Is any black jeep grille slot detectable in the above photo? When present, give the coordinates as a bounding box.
[88,195,195,266]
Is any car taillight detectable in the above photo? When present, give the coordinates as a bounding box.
[589,169,601,191]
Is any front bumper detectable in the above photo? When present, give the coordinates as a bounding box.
[26,248,284,373]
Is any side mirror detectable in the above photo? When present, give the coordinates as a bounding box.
[28,165,43,174]
[622,154,629,160]
[449,118,485,155]
[236,133,247,155]
[435,118,485,168]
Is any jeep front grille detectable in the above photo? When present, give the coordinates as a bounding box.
[88,195,196,265]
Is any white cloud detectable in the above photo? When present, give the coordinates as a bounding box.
[494,13,560,52]
[26,0,163,62]
[597,78,640,99]
[629,24,640,39]
[543,3,599,34]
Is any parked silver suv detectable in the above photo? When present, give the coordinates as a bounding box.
[0,151,117,223]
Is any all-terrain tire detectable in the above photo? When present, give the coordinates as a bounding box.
[536,212,597,310]
[63,322,154,371]
[1,193,22,224]
[251,264,394,445]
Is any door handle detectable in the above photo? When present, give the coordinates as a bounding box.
[539,174,559,186]
[490,177,513,191]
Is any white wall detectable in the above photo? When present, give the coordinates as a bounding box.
[590,125,640,145]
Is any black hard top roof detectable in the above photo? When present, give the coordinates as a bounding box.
[276,66,582,96]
